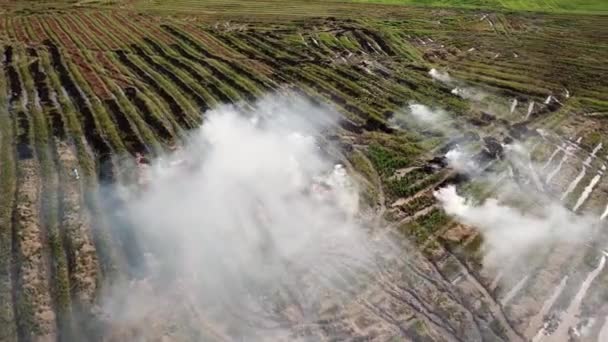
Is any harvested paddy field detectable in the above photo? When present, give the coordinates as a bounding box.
[0,0,607,341]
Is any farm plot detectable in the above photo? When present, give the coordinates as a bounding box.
[0,1,606,341]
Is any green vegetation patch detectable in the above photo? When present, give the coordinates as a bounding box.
[347,0,608,14]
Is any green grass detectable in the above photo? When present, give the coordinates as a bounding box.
[366,143,413,176]
[348,0,608,14]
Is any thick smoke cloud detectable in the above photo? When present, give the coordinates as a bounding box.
[98,95,381,340]
[434,185,595,269]
[392,85,598,272]
[431,136,603,276]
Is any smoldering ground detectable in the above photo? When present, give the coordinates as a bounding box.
[95,95,392,340]
[395,90,599,274]
[434,184,595,270]
[436,140,599,273]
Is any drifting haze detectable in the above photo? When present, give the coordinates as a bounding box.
[434,185,594,269]
[436,140,599,272]
[389,102,453,134]
[100,95,380,340]
[398,90,597,271]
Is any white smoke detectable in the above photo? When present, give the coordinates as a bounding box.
[99,95,380,340]
[433,138,600,271]
[388,103,452,133]
[451,87,488,101]
[428,68,487,101]
[445,147,477,174]
[434,186,594,269]
[429,68,452,83]
[408,103,448,124]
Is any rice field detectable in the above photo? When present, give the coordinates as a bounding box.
[0,0,606,341]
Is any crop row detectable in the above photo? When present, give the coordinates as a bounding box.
[2,7,600,339]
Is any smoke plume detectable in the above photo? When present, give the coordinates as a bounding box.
[434,185,595,269]
[98,95,381,340]
[389,103,453,134]
[429,68,452,83]
[433,139,599,273]
[428,68,487,101]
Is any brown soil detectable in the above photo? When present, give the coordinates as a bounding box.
[14,159,57,341]
[12,17,31,44]
[78,14,120,50]
[127,14,175,44]
[62,15,99,50]
[70,50,112,99]
[57,142,99,304]
[28,16,50,43]
[92,12,135,47]
[441,224,475,243]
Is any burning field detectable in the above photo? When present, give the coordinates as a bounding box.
[0,0,607,341]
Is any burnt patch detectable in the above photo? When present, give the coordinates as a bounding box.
[4,45,13,64]
[98,154,114,185]
[4,46,22,106]
[469,117,489,127]
[352,30,376,54]
[47,109,66,140]
[124,87,173,141]
[435,172,470,189]
[29,61,50,104]
[115,49,191,129]
[363,117,393,133]
[360,28,395,56]
[427,156,448,170]
[28,51,66,139]
[103,99,148,155]
[16,111,33,160]
[339,119,363,134]
[472,136,504,165]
